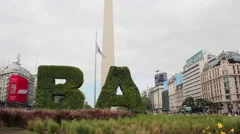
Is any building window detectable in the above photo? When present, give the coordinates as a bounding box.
[224,82,230,88]
[226,95,230,100]
[225,90,230,94]
[224,77,228,81]
[234,76,237,81]
[236,81,238,87]
[223,70,228,74]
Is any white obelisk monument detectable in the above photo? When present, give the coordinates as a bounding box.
[101,0,115,87]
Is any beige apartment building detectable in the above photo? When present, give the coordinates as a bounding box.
[148,85,163,112]
[169,75,176,111]
[201,51,240,113]
[168,73,184,112]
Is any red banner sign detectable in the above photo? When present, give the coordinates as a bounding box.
[8,75,28,103]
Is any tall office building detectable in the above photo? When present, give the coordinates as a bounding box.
[182,50,215,100]
[101,0,115,87]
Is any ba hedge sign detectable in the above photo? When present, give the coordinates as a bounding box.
[36,65,145,113]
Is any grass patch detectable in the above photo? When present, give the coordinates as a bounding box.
[25,114,240,134]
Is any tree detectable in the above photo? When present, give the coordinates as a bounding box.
[182,97,215,113]
[182,97,194,107]
[141,97,152,110]
[82,104,93,110]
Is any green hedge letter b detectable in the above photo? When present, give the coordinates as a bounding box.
[36,65,85,109]
[96,66,146,113]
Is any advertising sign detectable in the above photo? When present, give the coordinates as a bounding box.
[155,72,167,86]
[163,81,168,91]
[186,50,203,68]
[185,107,192,111]
[175,73,183,86]
[8,75,28,103]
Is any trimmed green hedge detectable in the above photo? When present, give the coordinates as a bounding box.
[36,65,85,109]
[96,66,145,113]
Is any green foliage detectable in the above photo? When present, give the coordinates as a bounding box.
[182,97,194,107]
[36,65,85,109]
[60,120,71,134]
[82,104,93,110]
[27,115,240,134]
[72,120,94,134]
[141,97,152,110]
[27,120,35,131]
[182,97,215,112]
[33,119,44,133]
[95,66,145,113]
[47,119,60,134]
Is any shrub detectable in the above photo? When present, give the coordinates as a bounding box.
[96,66,145,113]
[36,65,85,109]
[0,108,135,128]
[61,120,71,134]
[47,119,60,134]
[33,119,44,133]
[27,120,35,131]
[0,119,4,127]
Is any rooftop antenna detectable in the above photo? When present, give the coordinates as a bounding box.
[16,54,20,65]
[154,69,160,74]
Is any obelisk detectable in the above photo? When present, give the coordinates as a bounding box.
[101,0,115,87]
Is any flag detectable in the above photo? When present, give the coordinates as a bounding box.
[96,42,104,57]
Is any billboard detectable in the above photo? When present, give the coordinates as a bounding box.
[8,75,28,103]
[163,81,168,91]
[154,72,167,86]
[175,73,183,86]
[186,50,203,68]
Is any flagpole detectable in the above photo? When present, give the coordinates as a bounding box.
[94,32,97,107]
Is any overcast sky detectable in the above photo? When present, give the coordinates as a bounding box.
[0,0,239,107]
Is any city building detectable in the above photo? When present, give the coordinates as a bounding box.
[141,87,151,98]
[101,0,115,87]
[182,50,216,100]
[201,51,240,113]
[149,85,163,112]
[168,75,176,111]
[0,59,35,106]
[146,87,155,109]
[168,73,183,112]
[162,81,169,112]
[155,72,167,87]
[144,72,168,112]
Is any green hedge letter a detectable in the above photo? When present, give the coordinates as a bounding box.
[96,66,145,113]
[36,65,85,109]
